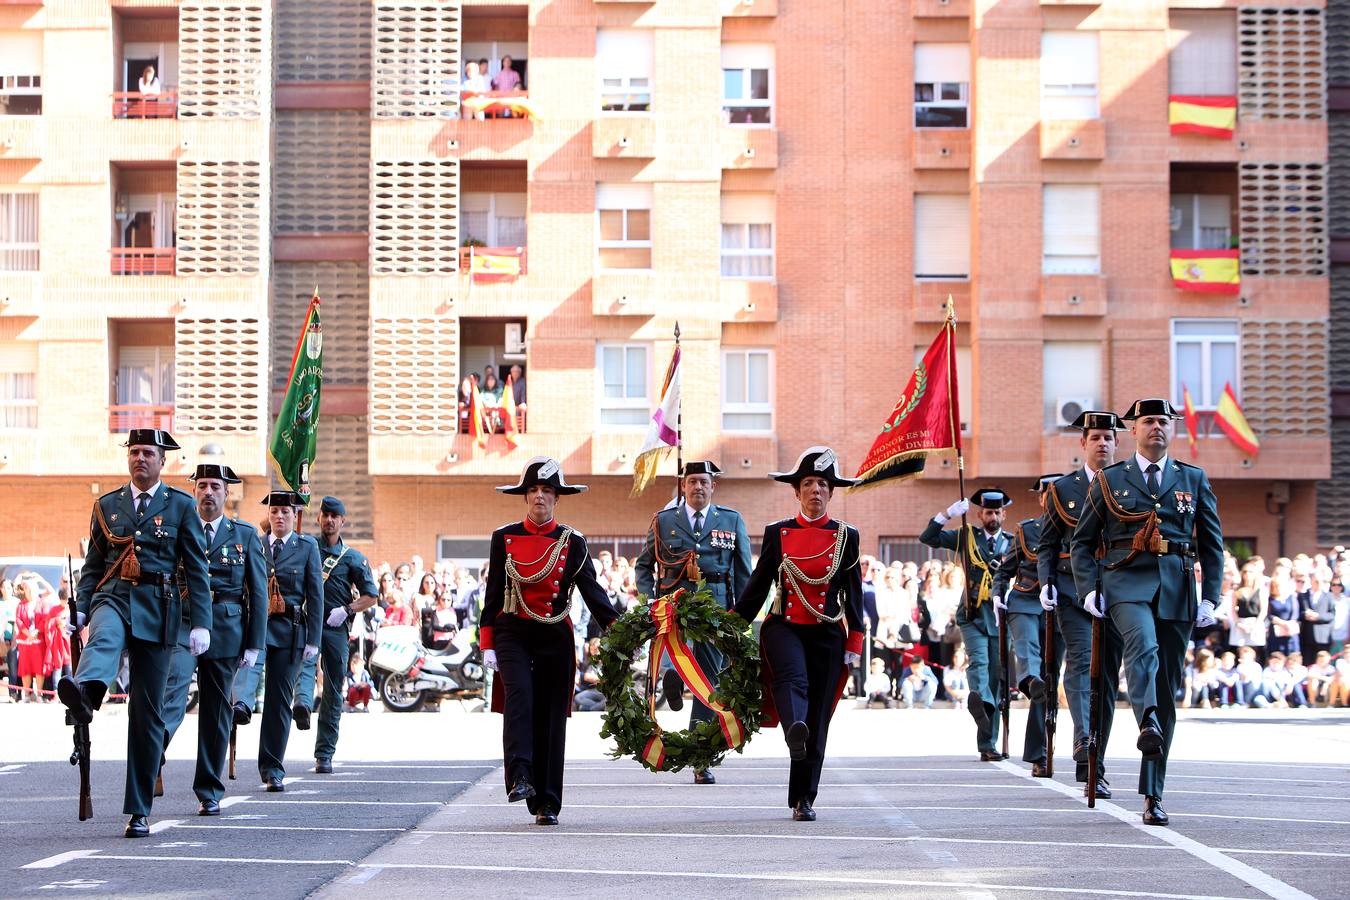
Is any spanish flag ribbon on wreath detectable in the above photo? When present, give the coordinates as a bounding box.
[269,290,323,503]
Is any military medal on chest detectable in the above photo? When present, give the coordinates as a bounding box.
[1174,490,1195,514]
[153,515,168,538]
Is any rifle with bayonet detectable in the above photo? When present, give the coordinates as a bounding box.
[66,553,93,821]
[1086,562,1104,808]
[1043,600,1057,777]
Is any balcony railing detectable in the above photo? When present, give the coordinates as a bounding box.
[458,402,527,437]
[460,246,527,281]
[111,247,175,276]
[109,404,173,433]
[113,91,178,119]
[460,90,536,120]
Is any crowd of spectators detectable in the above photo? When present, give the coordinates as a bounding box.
[1,573,73,702]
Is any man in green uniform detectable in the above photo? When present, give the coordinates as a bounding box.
[1071,398,1223,826]
[160,463,269,815]
[58,429,213,837]
[250,491,323,791]
[635,461,752,785]
[920,487,1014,760]
[993,474,1062,776]
[292,496,379,773]
[1037,410,1124,799]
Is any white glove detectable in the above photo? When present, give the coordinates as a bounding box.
[239,648,259,669]
[1195,599,1217,628]
[1040,584,1058,612]
[995,590,1010,611]
[844,651,861,667]
[326,607,349,628]
[189,627,211,657]
[303,644,319,661]
[483,649,498,671]
[993,603,1001,627]
[65,611,87,636]
[937,498,970,524]
[1083,591,1104,619]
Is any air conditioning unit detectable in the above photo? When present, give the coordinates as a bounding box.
[503,322,526,357]
[1055,396,1094,429]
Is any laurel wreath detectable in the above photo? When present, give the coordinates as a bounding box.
[881,363,927,433]
[597,586,763,773]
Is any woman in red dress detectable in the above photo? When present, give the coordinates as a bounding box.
[14,578,47,702]
[40,581,72,691]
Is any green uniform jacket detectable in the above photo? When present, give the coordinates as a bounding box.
[77,483,211,644]
[265,533,324,651]
[1070,458,1224,622]
[195,517,269,660]
[1036,469,1093,607]
[320,539,379,625]
[918,518,1013,636]
[993,518,1045,616]
[634,504,752,608]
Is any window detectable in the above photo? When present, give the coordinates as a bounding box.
[597,183,652,270]
[117,344,175,407]
[914,43,969,128]
[1043,184,1100,275]
[461,192,527,247]
[914,193,970,280]
[1042,342,1102,431]
[597,29,652,113]
[1169,194,1232,250]
[722,44,772,126]
[597,343,649,427]
[0,343,36,429]
[1169,11,1237,96]
[722,349,773,432]
[0,31,42,115]
[461,41,528,91]
[721,193,773,278]
[0,191,38,271]
[1171,319,1238,410]
[1041,31,1099,120]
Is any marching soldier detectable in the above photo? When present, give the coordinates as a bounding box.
[732,447,865,822]
[1071,399,1223,826]
[920,487,1014,761]
[160,464,268,815]
[1037,410,1125,798]
[481,457,618,826]
[293,496,379,774]
[251,491,323,791]
[992,475,1063,777]
[57,429,213,837]
[635,460,752,785]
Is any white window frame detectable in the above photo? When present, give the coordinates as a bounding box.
[1170,319,1239,413]
[721,348,774,433]
[0,371,36,430]
[914,43,970,129]
[1041,31,1100,120]
[721,44,773,128]
[720,222,774,279]
[596,184,652,271]
[0,190,39,271]
[913,193,971,281]
[1168,193,1231,251]
[460,192,527,248]
[1042,184,1101,275]
[116,344,175,407]
[597,30,653,115]
[596,342,651,430]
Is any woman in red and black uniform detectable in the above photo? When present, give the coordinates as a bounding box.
[733,446,865,822]
[481,456,617,826]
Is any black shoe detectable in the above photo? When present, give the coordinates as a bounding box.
[535,808,558,826]
[693,769,716,785]
[1030,761,1050,778]
[265,777,285,792]
[57,677,93,725]
[232,701,252,726]
[785,721,809,761]
[507,778,536,803]
[314,759,332,774]
[1019,676,1047,704]
[1091,777,1112,800]
[1136,723,1164,760]
[662,669,684,712]
[1143,795,1169,826]
[198,800,220,816]
[124,815,150,838]
[979,750,1004,762]
[792,799,816,822]
[293,704,311,730]
[1072,737,1089,764]
[968,692,991,729]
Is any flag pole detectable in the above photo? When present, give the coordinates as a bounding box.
[944,297,967,510]
[673,321,683,506]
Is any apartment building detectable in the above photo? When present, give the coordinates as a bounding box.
[0,0,1336,567]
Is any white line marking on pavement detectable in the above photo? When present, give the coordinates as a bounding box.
[319,780,473,786]
[148,819,181,834]
[449,803,1094,812]
[332,764,495,770]
[415,829,1171,851]
[78,855,356,866]
[175,824,406,833]
[562,782,1043,790]
[994,760,1316,900]
[218,796,249,809]
[20,850,100,870]
[1167,773,1350,786]
[1220,847,1350,858]
[0,764,26,773]
[1167,789,1345,801]
[239,799,442,807]
[1170,760,1348,771]
[344,865,384,885]
[567,765,1012,772]
[1171,813,1350,826]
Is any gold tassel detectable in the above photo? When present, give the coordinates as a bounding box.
[121,547,142,583]
[267,576,286,615]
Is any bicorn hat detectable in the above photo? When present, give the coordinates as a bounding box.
[681,460,723,479]
[190,464,240,484]
[123,428,180,450]
[769,446,859,488]
[1031,473,1063,493]
[496,456,587,496]
[1122,398,1181,421]
[971,487,1013,509]
[261,490,305,507]
[1067,410,1124,433]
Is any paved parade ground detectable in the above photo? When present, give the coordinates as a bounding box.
[3,703,1347,900]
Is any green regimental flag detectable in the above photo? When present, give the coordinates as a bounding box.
[268,292,323,502]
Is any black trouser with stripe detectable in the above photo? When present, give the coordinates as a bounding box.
[760,617,844,809]
[495,617,573,816]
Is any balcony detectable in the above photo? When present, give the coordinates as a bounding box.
[0,75,41,116]
[460,90,535,121]
[113,91,178,120]
[460,246,527,281]
[458,403,527,438]
[111,247,175,276]
[109,404,173,433]
[1170,165,1238,296]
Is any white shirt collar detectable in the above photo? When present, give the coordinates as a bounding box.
[1135,453,1169,476]
[1082,463,1097,480]
[686,504,711,530]
[130,481,162,501]
[272,532,291,548]
[200,514,225,531]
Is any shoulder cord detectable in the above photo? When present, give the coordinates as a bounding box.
[650,511,700,590]
[1017,525,1038,563]
[93,501,141,590]
[503,528,574,624]
[959,525,994,611]
[1088,469,1161,571]
[773,524,848,623]
[1045,482,1079,530]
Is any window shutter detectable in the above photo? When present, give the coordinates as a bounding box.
[1043,185,1100,270]
[914,194,970,279]
[596,183,653,210]
[720,192,774,224]
[1041,32,1098,88]
[1169,11,1237,95]
[721,43,773,71]
[0,341,36,373]
[0,32,43,75]
[597,30,652,81]
[914,43,969,83]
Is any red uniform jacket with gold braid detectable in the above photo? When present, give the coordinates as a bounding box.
[479,518,618,652]
[732,515,866,655]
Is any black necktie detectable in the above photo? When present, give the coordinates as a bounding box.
[1146,463,1160,495]
[204,522,214,545]
[272,538,282,561]
[693,511,703,536]
[136,493,150,518]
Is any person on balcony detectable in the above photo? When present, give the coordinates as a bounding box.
[492,56,522,93]
[138,65,161,97]
[461,61,488,119]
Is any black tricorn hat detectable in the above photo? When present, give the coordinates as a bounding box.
[1122,398,1181,421]
[971,487,1013,509]
[123,428,180,450]
[681,460,723,479]
[190,464,241,484]
[769,446,859,488]
[261,490,305,507]
[496,456,587,496]
[1031,473,1063,493]
[1067,410,1123,433]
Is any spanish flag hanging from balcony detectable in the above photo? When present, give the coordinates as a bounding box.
[1214,382,1260,457]
[469,246,523,283]
[1182,383,1200,459]
[461,93,541,121]
[631,343,681,497]
[469,381,490,449]
[1169,95,1237,139]
[501,375,521,450]
[1170,249,1240,295]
